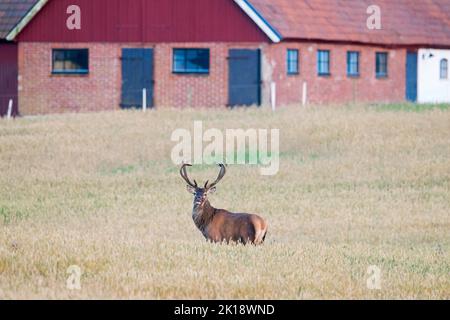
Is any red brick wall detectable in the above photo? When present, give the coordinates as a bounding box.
[18,42,263,114]
[262,42,406,106]
[19,43,121,114]
[155,43,226,108]
[18,41,407,115]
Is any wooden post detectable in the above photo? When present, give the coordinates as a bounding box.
[142,88,147,112]
[7,99,13,119]
[270,82,276,111]
[302,81,308,107]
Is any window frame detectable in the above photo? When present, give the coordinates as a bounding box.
[347,51,360,77]
[52,49,89,75]
[172,48,210,75]
[287,49,299,75]
[440,58,448,80]
[375,52,388,78]
[317,50,331,76]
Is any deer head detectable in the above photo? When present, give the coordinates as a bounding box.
[180,164,226,207]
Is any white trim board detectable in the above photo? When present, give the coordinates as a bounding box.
[233,0,282,43]
[6,0,49,41]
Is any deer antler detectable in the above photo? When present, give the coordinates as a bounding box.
[206,164,226,189]
[180,164,197,188]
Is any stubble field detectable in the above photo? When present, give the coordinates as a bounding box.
[0,104,449,299]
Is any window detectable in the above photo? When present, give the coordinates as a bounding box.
[173,49,210,74]
[52,49,89,74]
[376,52,388,78]
[347,51,360,77]
[440,59,448,79]
[287,49,299,75]
[317,50,330,76]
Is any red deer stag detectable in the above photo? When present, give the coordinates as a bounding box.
[180,164,268,245]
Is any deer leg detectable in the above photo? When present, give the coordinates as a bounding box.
[253,219,268,245]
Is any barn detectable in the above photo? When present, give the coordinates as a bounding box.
[0,0,38,117]
[1,0,450,116]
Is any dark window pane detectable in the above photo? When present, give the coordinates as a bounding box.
[189,50,209,72]
[53,60,65,71]
[173,49,210,74]
[53,50,65,61]
[52,49,89,74]
[347,51,360,76]
[173,59,185,72]
[376,52,388,77]
[173,49,186,72]
[318,50,330,75]
[287,49,299,74]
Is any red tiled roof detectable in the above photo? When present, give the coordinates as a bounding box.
[0,0,39,39]
[249,0,450,46]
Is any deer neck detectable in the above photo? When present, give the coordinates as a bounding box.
[192,200,215,232]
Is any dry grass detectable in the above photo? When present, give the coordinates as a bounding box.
[0,104,449,299]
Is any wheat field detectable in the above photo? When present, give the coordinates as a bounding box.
[0,104,449,299]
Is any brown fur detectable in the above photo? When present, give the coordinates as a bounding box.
[192,199,268,245]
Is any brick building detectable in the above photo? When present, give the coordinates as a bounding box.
[1,0,450,116]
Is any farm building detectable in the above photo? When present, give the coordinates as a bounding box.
[0,0,450,116]
[0,0,37,117]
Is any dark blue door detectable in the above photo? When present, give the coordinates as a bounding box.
[0,43,18,117]
[121,48,154,109]
[228,49,261,107]
[406,51,418,102]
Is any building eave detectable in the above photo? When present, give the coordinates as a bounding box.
[6,0,49,41]
[233,0,282,43]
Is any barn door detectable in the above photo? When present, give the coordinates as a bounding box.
[0,44,18,117]
[228,49,261,107]
[121,48,154,109]
[406,51,418,102]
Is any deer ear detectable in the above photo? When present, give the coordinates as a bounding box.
[208,186,217,194]
[186,185,196,194]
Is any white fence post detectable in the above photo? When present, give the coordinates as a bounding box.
[142,88,147,112]
[7,99,13,119]
[270,81,277,111]
[302,81,308,107]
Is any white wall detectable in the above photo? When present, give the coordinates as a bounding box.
[417,49,450,103]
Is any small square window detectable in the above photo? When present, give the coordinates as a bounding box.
[376,52,388,78]
[347,51,360,77]
[52,49,89,74]
[173,49,210,74]
[317,50,330,76]
[287,49,299,75]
